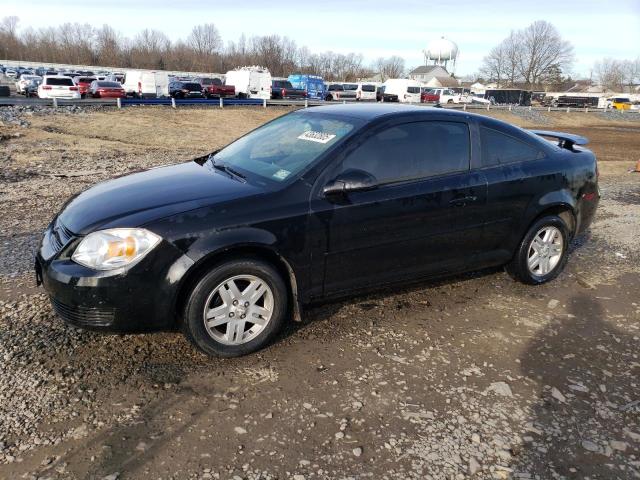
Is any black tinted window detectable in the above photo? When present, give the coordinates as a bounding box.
[361,84,375,92]
[481,127,543,166]
[341,121,470,183]
[46,77,74,86]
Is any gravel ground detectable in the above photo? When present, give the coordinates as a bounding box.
[0,106,639,480]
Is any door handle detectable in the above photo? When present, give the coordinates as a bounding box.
[449,195,478,206]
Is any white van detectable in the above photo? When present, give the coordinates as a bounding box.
[382,79,422,103]
[224,66,272,100]
[122,70,169,98]
[356,82,378,101]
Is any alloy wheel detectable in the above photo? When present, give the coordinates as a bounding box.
[527,226,563,276]
[202,274,274,345]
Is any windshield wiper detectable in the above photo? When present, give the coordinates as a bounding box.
[212,160,246,182]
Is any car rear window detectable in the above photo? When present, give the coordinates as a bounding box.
[184,83,202,91]
[343,84,358,90]
[407,86,421,94]
[46,77,74,86]
[78,77,95,83]
[329,85,344,91]
[361,85,375,92]
[480,127,544,166]
[97,81,121,88]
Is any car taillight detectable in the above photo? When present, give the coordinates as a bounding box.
[138,81,141,93]
[70,86,78,91]
[282,87,286,97]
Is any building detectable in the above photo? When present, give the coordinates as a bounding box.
[408,65,458,87]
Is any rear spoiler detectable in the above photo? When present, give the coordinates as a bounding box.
[529,130,589,150]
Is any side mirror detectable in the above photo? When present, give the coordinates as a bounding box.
[323,169,378,197]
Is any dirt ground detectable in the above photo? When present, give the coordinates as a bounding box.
[0,106,639,480]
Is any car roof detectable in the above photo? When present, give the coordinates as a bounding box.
[304,103,470,121]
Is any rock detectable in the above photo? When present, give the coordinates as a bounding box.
[234,427,247,435]
[299,459,310,466]
[469,457,481,475]
[135,441,148,452]
[293,475,305,480]
[302,402,312,410]
[581,440,600,452]
[547,299,560,309]
[610,440,627,451]
[352,446,363,457]
[487,382,513,397]
[335,432,344,439]
[551,387,566,403]
[102,474,119,480]
[471,433,481,444]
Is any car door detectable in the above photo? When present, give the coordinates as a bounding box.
[310,118,487,297]
[477,124,549,263]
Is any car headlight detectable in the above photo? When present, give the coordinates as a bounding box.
[71,228,161,271]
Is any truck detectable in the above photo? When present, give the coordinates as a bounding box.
[194,77,235,98]
[122,70,169,98]
[324,83,358,101]
[224,66,272,100]
[484,89,531,106]
[287,74,325,100]
[271,80,306,99]
[429,88,472,104]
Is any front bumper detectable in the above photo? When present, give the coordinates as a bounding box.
[37,221,194,332]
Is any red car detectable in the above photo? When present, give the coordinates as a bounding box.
[73,76,96,98]
[421,88,440,103]
[195,77,235,99]
[89,80,126,98]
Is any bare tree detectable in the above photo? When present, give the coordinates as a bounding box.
[595,57,627,91]
[375,56,405,81]
[480,21,573,88]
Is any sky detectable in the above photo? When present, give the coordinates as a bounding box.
[4,0,640,78]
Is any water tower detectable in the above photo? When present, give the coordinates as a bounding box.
[424,36,459,73]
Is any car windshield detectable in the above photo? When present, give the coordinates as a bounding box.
[184,83,202,91]
[210,112,362,183]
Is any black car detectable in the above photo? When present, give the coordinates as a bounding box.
[169,81,204,98]
[36,105,599,357]
[377,86,399,103]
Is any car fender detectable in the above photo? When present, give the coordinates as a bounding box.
[176,227,303,322]
[519,189,577,239]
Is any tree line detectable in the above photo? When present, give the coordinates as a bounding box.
[0,16,406,81]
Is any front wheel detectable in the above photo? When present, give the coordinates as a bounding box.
[183,259,288,357]
[506,215,570,285]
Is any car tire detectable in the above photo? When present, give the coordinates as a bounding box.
[505,215,570,285]
[183,259,288,357]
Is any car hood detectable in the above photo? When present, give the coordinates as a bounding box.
[59,160,263,235]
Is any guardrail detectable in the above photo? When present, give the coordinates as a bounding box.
[1,95,639,116]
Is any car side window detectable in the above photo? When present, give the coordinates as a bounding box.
[338,121,470,184]
[480,127,544,166]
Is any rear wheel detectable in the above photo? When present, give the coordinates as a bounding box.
[506,215,570,285]
[183,259,288,357]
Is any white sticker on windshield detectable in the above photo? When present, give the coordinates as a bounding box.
[298,131,336,144]
[273,169,291,180]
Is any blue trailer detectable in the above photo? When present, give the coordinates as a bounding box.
[287,74,326,100]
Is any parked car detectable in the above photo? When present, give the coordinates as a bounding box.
[36,105,599,357]
[355,83,377,101]
[73,76,97,98]
[195,77,235,98]
[607,97,632,110]
[24,78,43,97]
[287,74,325,100]
[224,67,272,100]
[37,75,81,99]
[324,84,357,101]
[420,88,440,103]
[169,81,204,98]
[271,80,306,99]
[16,74,42,94]
[5,69,17,78]
[382,79,422,103]
[376,86,398,103]
[89,80,125,98]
